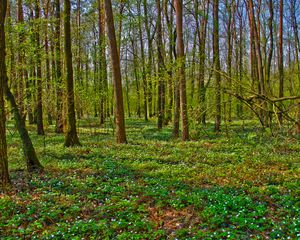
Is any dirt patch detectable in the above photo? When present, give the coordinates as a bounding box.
[148,206,200,234]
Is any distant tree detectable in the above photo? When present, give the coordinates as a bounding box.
[0,0,10,187]
[64,0,81,146]
[104,0,127,144]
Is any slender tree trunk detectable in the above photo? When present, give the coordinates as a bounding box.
[131,37,141,117]
[195,0,209,125]
[137,0,148,121]
[35,0,45,135]
[64,0,81,146]
[156,0,165,130]
[226,0,233,122]
[172,34,180,138]
[213,0,221,132]
[98,0,108,125]
[17,0,25,119]
[104,0,127,144]
[0,0,10,187]
[44,0,52,125]
[164,0,174,124]
[278,0,284,124]
[175,0,189,141]
[248,0,267,126]
[54,0,63,133]
[266,0,274,96]
[143,0,153,117]
[125,50,131,118]
[236,4,243,118]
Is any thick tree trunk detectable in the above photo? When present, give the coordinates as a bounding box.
[0,0,10,187]
[64,0,81,146]
[104,0,127,144]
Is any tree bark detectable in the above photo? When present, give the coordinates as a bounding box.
[64,0,81,146]
[54,0,63,133]
[175,0,189,141]
[156,0,165,130]
[0,0,10,187]
[137,0,148,121]
[278,0,284,124]
[104,0,127,144]
[35,0,45,135]
[213,0,221,132]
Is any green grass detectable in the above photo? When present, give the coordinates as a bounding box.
[1,118,299,239]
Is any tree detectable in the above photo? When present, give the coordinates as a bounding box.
[175,0,189,141]
[54,0,63,133]
[64,0,81,146]
[35,0,45,135]
[0,0,10,187]
[137,0,148,121]
[278,0,284,124]
[104,0,127,144]
[213,0,221,132]
[98,0,108,125]
[156,0,165,129]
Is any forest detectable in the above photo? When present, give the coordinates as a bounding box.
[0,0,299,239]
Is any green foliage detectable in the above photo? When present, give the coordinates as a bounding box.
[1,119,299,239]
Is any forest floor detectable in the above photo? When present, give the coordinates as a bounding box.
[1,119,299,239]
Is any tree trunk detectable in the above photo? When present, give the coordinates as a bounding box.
[226,0,233,122]
[213,0,221,132]
[43,0,52,125]
[98,0,108,125]
[104,0,127,144]
[137,0,148,121]
[156,0,165,130]
[278,0,284,124]
[35,0,45,135]
[64,0,81,146]
[0,0,10,187]
[17,0,25,119]
[266,0,274,96]
[175,0,189,141]
[164,0,174,125]
[54,0,63,133]
[143,0,153,117]
[290,0,300,133]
